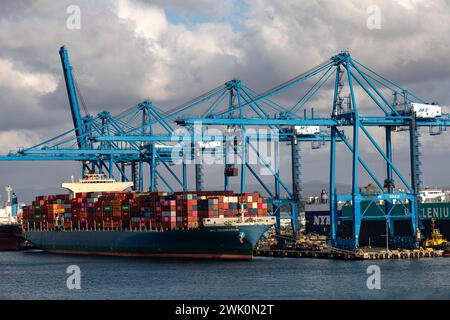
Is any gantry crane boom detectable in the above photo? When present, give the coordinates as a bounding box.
[59,46,86,150]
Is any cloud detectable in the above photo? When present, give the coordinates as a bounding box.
[0,0,450,197]
[0,130,42,154]
[0,57,64,132]
[116,0,245,101]
[136,0,238,21]
[0,58,57,94]
[116,0,168,41]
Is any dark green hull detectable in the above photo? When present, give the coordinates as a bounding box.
[340,202,450,221]
[306,202,450,246]
[24,224,271,260]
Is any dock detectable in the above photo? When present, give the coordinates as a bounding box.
[253,247,444,260]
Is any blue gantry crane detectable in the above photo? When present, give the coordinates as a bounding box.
[176,51,450,249]
[0,47,449,249]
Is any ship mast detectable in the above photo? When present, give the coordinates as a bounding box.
[5,185,12,204]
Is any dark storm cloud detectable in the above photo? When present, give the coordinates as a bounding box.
[0,1,34,15]
[0,0,450,200]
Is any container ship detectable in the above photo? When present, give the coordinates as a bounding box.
[305,190,450,247]
[0,186,23,251]
[22,174,275,259]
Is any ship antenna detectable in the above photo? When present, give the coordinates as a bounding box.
[5,185,12,203]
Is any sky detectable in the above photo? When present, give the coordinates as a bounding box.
[0,0,449,202]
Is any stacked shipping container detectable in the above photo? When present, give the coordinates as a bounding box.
[22,194,71,230]
[22,191,268,231]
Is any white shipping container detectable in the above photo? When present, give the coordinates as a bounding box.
[197,141,222,149]
[155,144,174,149]
[397,103,442,118]
[294,125,320,135]
[412,103,441,118]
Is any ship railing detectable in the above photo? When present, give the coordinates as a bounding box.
[24,223,205,233]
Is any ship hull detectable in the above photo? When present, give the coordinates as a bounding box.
[23,224,271,260]
[305,202,450,246]
[0,224,23,251]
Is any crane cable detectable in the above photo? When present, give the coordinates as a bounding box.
[73,72,89,117]
[255,59,332,99]
[157,83,226,118]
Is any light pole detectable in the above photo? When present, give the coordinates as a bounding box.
[385,216,389,251]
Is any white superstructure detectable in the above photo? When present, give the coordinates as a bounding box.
[419,189,446,203]
[0,207,15,225]
[62,173,134,194]
[0,186,18,225]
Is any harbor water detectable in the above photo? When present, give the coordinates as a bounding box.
[1,251,449,300]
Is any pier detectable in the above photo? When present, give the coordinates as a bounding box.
[253,247,443,260]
